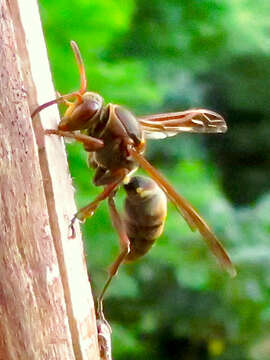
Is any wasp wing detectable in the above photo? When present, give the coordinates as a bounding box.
[129,147,236,278]
[139,109,227,139]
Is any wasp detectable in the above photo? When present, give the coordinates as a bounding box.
[32,41,236,319]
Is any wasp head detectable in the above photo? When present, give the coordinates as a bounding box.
[58,92,104,131]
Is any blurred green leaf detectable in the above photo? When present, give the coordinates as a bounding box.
[38,0,270,358]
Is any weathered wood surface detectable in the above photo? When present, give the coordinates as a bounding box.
[0,1,99,359]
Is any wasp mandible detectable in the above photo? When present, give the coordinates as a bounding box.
[32,41,236,316]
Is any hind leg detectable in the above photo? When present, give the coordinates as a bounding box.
[97,194,130,320]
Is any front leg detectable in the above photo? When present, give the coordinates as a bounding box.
[45,129,104,151]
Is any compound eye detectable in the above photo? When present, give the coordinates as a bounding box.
[81,100,101,119]
[59,94,103,131]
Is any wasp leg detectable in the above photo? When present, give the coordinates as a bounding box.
[97,194,130,318]
[70,169,129,238]
[45,129,104,151]
[97,315,113,360]
[93,168,131,186]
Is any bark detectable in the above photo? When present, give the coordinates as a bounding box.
[0,1,99,359]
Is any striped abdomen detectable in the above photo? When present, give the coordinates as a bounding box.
[123,176,167,262]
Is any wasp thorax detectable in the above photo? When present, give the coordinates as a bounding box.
[58,92,104,131]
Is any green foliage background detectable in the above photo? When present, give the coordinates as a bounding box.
[39,1,270,359]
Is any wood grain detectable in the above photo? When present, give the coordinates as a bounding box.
[0,1,99,359]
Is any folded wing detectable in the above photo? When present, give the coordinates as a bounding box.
[139,109,227,139]
[129,147,236,278]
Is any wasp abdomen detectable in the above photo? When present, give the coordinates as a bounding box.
[123,176,167,262]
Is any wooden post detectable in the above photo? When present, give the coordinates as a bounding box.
[0,1,100,359]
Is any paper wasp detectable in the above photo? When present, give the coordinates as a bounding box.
[32,41,236,320]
